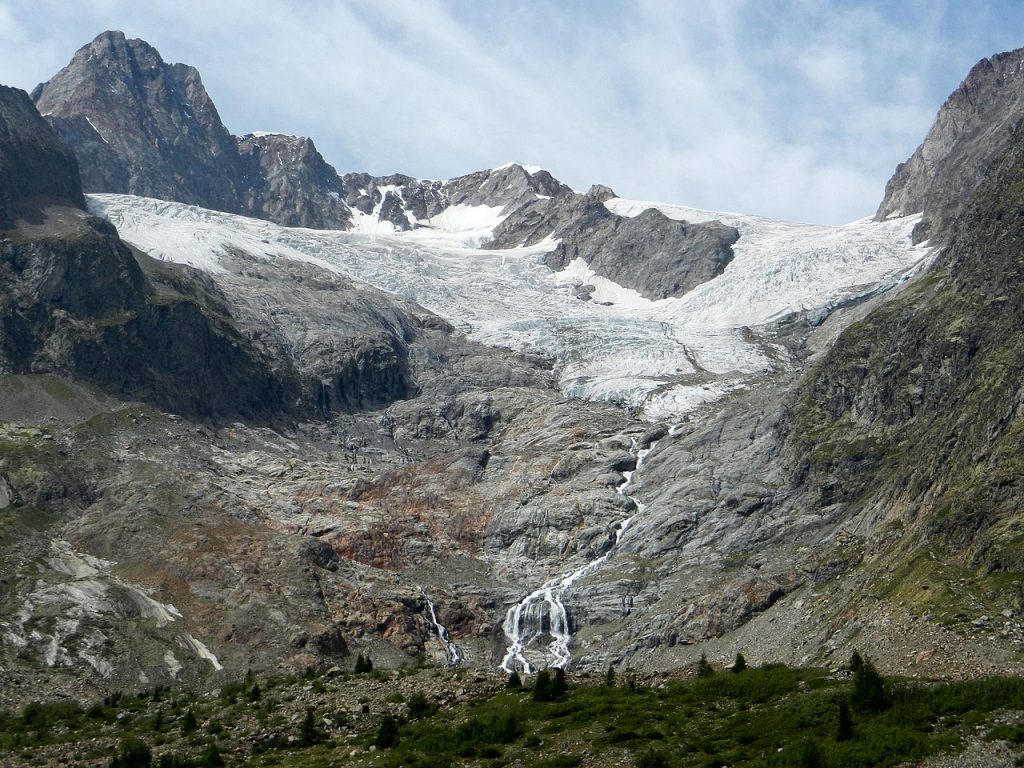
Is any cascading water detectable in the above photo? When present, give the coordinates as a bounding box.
[500,438,655,673]
[421,589,462,665]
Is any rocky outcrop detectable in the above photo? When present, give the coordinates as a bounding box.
[236,132,352,229]
[876,46,1024,242]
[0,85,83,225]
[0,216,293,420]
[491,184,738,299]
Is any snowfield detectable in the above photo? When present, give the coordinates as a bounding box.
[89,192,929,421]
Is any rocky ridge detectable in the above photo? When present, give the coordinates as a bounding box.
[876,45,1024,242]
[35,32,740,301]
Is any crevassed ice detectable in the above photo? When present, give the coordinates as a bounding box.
[88,193,928,421]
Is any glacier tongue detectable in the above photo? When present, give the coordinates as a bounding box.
[88,193,929,420]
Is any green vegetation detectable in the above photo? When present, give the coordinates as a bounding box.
[1,663,1023,767]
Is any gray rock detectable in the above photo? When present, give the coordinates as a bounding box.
[0,85,83,225]
[489,184,738,300]
[876,46,1024,242]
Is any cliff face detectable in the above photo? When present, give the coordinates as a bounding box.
[0,85,83,225]
[876,47,1024,242]
[33,31,353,230]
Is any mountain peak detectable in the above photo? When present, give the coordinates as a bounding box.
[876,45,1024,242]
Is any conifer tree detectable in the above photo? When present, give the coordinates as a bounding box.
[697,652,714,677]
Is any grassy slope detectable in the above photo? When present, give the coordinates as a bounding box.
[1,663,1023,768]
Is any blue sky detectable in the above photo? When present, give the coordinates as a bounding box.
[2,0,1022,224]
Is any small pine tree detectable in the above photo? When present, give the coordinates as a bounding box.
[375,714,400,748]
[506,671,523,690]
[354,652,373,673]
[553,667,568,697]
[851,654,890,713]
[849,649,864,674]
[604,665,616,687]
[732,652,747,673]
[248,682,261,702]
[300,707,319,746]
[532,669,554,702]
[697,652,714,677]
[837,696,854,741]
[181,708,197,735]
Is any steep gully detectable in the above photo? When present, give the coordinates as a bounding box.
[500,439,656,673]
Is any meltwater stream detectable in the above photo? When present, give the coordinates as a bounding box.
[421,589,462,665]
[500,440,655,673]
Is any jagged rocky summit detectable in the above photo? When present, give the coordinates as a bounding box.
[33,30,740,301]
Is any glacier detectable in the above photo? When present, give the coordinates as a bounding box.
[88,192,929,421]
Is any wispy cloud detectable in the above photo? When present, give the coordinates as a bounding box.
[2,0,1022,223]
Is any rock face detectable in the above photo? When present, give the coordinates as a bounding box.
[491,183,738,299]
[236,132,352,229]
[0,85,83,225]
[792,118,1024,573]
[876,46,1024,242]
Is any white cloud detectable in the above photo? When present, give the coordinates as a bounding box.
[1,0,1022,224]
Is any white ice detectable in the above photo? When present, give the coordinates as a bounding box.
[88,193,929,421]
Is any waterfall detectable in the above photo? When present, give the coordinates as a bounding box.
[421,589,462,665]
[500,438,655,673]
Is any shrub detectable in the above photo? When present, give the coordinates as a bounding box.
[109,736,152,768]
[836,696,854,741]
[407,691,435,719]
[506,671,523,690]
[354,653,374,673]
[732,653,747,673]
[697,653,714,678]
[797,738,824,768]
[300,707,319,746]
[199,742,223,768]
[181,708,197,735]
[635,747,670,768]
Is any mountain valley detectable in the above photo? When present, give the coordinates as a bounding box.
[2,27,1024,768]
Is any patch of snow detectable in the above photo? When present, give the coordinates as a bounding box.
[84,116,109,144]
[181,634,223,671]
[165,650,182,679]
[249,130,299,139]
[493,161,544,175]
